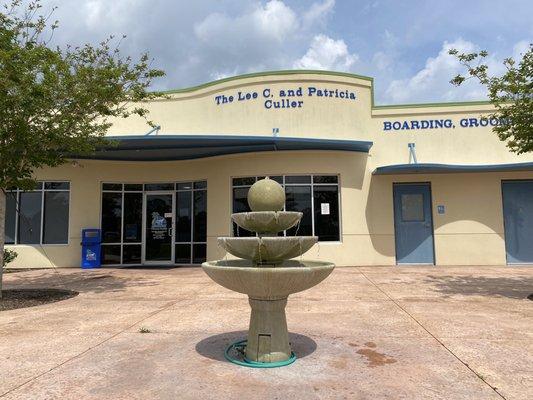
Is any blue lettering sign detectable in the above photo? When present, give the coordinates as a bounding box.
[214,85,357,110]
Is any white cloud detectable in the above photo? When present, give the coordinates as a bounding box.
[42,0,531,103]
[195,1,297,44]
[193,1,353,82]
[384,39,497,103]
[302,0,335,28]
[372,51,392,71]
[293,34,359,70]
[512,40,531,60]
[192,1,301,79]
[82,0,144,30]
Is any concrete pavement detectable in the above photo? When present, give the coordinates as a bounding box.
[0,265,531,400]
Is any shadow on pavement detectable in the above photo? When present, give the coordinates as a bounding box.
[3,270,159,294]
[195,330,317,362]
[425,274,533,299]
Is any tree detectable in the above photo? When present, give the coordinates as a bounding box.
[449,44,533,154]
[0,0,164,297]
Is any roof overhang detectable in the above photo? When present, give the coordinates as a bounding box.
[75,135,373,161]
[373,162,533,175]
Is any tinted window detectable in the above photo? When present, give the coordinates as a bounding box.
[101,193,122,243]
[232,187,253,237]
[18,191,42,244]
[175,244,191,264]
[193,190,207,242]
[102,183,122,191]
[101,245,121,264]
[44,182,70,190]
[313,176,338,184]
[232,175,340,241]
[176,191,192,242]
[314,185,340,241]
[285,186,312,236]
[123,193,142,242]
[43,192,69,244]
[194,181,207,189]
[5,192,17,244]
[285,175,311,184]
[233,177,256,186]
[144,183,174,191]
[122,245,141,264]
[124,184,143,191]
[401,194,425,222]
[269,176,283,184]
[193,244,207,264]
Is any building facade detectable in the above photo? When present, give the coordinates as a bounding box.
[5,70,533,268]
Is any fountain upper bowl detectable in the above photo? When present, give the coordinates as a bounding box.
[231,211,302,234]
[202,259,335,300]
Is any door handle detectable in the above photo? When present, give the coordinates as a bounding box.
[168,227,172,236]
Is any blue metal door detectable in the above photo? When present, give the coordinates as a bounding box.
[502,181,533,264]
[393,183,435,264]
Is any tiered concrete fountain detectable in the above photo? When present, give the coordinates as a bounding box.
[202,178,334,366]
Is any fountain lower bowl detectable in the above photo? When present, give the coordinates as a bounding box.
[202,259,335,300]
[218,236,317,263]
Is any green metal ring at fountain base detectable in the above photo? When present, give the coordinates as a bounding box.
[224,339,296,368]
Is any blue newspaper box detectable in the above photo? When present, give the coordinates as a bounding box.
[81,228,101,269]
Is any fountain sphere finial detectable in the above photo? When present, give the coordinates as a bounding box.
[248,177,285,212]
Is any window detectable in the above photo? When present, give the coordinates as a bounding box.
[176,181,207,264]
[232,175,340,241]
[401,194,425,222]
[101,183,143,265]
[4,182,70,245]
[100,181,207,265]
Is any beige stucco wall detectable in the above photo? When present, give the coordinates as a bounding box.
[6,71,533,267]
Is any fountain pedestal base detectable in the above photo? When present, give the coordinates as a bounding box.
[246,297,291,362]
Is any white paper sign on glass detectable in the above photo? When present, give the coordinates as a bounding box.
[321,203,330,215]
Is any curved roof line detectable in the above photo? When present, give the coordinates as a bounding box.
[373,162,533,175]
[75,134,373,162]
[160,69,373,94]
[157,69,493,110]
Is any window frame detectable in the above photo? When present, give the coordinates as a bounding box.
[5,181,71,246]
[230,174,342,243]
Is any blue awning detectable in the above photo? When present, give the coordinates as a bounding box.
[77,135,373,161]
[373,162,533,175]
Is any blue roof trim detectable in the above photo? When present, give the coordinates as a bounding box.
[77,135,373,161]
[373,162,533,175]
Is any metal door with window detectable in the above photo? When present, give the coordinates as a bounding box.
[143,193,174,264]
[502,180,533,264]
[393,183,435,264]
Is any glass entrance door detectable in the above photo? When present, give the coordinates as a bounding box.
[144,193,174,263]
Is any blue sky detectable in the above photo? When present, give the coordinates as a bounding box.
[47,0,532,104]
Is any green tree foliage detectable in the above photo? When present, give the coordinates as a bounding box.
[449,44,533,154]
[0,0,164,296]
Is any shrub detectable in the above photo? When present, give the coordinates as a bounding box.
[3,249,18,268]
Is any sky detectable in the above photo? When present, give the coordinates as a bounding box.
[40,0,533,104]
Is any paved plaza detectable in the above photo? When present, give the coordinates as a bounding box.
[0,265,531,400]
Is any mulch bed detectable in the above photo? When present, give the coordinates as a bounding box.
[0,289,78,311]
